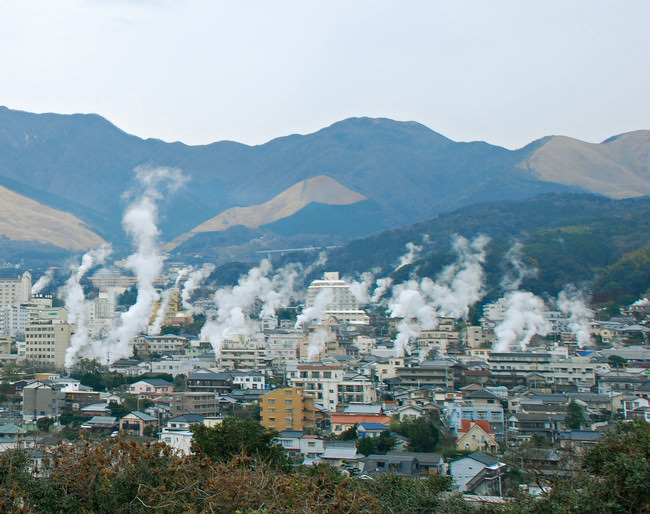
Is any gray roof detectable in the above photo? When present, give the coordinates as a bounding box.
[468,451,504,467]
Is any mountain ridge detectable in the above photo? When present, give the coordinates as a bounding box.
[0,106,647,263]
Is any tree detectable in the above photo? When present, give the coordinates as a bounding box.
[565,400,586,430]
[356,437,377,456]
[338,424,358,441]
[36,416,54,432]
[391,416,440,452]
[526,420,650,513]
[190,416,291,471]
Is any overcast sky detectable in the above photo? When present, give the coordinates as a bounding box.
[1,1,648,149]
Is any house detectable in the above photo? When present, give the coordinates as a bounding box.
[128,378,175,397]
[231,371,266,390]
[363,453,419,477]
[276,430,325,463]
[158,414,205,455]
[317,441,364,472]
[329,414,392,435]
[81,403,111,417]
[449,451,505,495]
[357,422,389,438]
[80,416,119,434]
[456,420,498,453]
[119,411,158,436]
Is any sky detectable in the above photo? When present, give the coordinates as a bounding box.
[1,1,648,150]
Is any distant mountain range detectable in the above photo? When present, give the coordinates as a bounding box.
[0,106,648,265]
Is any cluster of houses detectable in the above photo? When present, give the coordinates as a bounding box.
[1,270,650,495]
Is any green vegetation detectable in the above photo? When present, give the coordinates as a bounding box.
[390,415,440,452]
[511,420,650,513]
[190,416,291,471]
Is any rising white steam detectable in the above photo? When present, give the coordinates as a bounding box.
[347,271,376,305]
[396,241,423,271]
[500,241,537,292]
[307,327,330,361]
[387,235,489,357]
[295,288,334,329]
[557,285,594,347]
[388,281,438,357]
[200,259,275,357]
[63,245,112,368]
[371,277,393,303]
[181,264,215,313]
[493,291,551,352]
[77,166,188,365]
[32,269,55,295]
[420,234,489,319]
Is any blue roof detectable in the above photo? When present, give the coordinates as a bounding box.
[358,423,388,430]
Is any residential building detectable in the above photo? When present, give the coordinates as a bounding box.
[0,271,31,307]
[24,309,72,370]
[218,335,266,370]
[287,363,345,412]
[449,452,506,494]
[129,378,175,397]
[119,411,158,436]
[456,420,498,453]
[133,335,189,356]
[260,387,317,432]
[304,272,369,325]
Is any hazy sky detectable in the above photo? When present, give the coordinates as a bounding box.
[1,1,648,149]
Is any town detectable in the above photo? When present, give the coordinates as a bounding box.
[0,257,649,506]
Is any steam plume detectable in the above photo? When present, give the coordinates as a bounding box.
[181,264,215,312]
[500,241,537,291]
[557,285,594,347]
[493,291,551,352]
[81,166,188,365]
[63,245,112,368]
[32,269,55,295]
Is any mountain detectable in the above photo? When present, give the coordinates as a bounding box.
[314,193,650,304]
[519,130,650,198]
[0,106,647,265]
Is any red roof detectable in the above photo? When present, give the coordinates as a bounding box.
[459,419,495,434]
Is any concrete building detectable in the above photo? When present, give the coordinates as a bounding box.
[260,387,317,432]
[22,381,64,422]
[24,309,72,370]
[305,272,369,325]
[0,271,31,307]
[286,363,345,412]
[218,335,266,370]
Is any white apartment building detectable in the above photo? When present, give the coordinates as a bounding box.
[305,272,369,325]
[218,335,266,370]
[287,364,345,412]
[0,271,31,307]
[265,328,302,363]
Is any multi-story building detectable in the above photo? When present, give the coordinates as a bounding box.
[287,364,345,412]
[218,335,266,370]
[170,391,223,417]
[133,335,189,356]
[304,272,369,325]
[0,271,31,307]
[24,309,72,370]
[264,327,302,363]
[393,360,457,390]
[259,387,317,432]
[338,372,377,407]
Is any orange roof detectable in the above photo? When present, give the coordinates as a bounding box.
[330,414,392,425]
[459,419,494,434]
